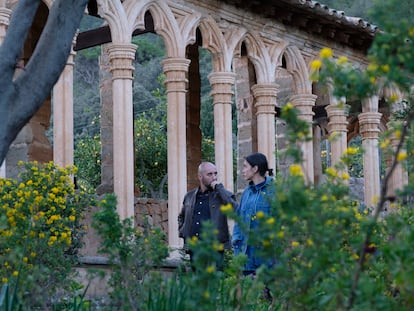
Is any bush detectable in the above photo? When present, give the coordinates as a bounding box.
[0,161,94,309]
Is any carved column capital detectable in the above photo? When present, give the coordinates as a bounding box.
[251,83,279,115]
[208,71,236,105]
[107,43,137,80]
[358,112,382,139]
[326,104,350,134]
[162,57,191,93]
[290,93,317,121]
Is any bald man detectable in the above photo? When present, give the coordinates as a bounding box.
[178,162,237,266]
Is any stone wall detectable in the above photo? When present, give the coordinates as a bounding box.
[134,197,168,235]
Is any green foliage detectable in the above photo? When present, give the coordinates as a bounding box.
[133,35,166,63]
[92,193,169,310]
[134,101,168,198]
[0,161,93,309]
[74,134,101,192]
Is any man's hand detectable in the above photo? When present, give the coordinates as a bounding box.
[210,181,220,189]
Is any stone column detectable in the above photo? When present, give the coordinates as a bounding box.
[325,102,349,170]
[290,94,317,183]
[53,42,76,171]
[313,124,323,184]
[107,43,137,221]
[162,57,191,249]
[251,84,278,172]
[97,44,114,195]
[358,107,382,208]
[208,72,236,191]
[386,122,408,203]
[0,6,11,176]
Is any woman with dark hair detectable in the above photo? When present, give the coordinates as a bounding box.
[232,152,275,275]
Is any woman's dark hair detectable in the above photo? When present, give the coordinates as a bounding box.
[245,152,274,177]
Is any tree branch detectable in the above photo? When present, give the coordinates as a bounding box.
[0,0,39,91]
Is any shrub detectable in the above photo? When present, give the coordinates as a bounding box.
[0,161,93,309]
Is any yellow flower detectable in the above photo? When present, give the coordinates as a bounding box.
[380,139,390,149]
[306,239,314,246]
[394,129,401,139]
[291,241,300,248]
[388,94,399,103]
[69,215,76,221]
[289,164,303,177]
[213,242,224,252]
[220,203,232,213]
[341,172,350,180]
[325,167,337,177]
[277,231,285,238]
[206,265,215,274]
[262,240,271,247]
[292,216,299,222]
[337,56,348,64]
[352,253,359,260]
[320,47,333,58]
[367,63,378,72]
[256,211,265,218]
[266,217,275,225]
[189,236,198,246]
[23,257,28,263]
[310,59,322,70]
[345,147,358,155]
[397,151,407,162]
[204,291,210,299]
[381,64,390,72]
[282,102,294,112]
[13,271,18,277]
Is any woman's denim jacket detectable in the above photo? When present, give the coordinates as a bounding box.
[232,176,275,258]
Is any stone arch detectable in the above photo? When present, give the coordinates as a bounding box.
[128,0,198,57]
[197,16,228,72]
[278,45,312,94]
[235,31,275,83]
[96,0,131,43]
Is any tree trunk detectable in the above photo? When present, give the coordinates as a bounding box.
[0,0,88,164]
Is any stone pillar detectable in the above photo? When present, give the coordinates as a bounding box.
[53,42,76,171]
[313,124,323,184]
[290,94,317,183]
[0,6,11,176]
[251,84,278,172]
[358,107,382,209]
[208,72,236,191]
[97,44,114,195]
[385,122,408,203]
[162,57,191,249]
[325,102,349,170]
[107,43,137,221]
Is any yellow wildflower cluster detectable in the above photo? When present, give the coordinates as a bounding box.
[0,161,88,284]
[289,164,304,177]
